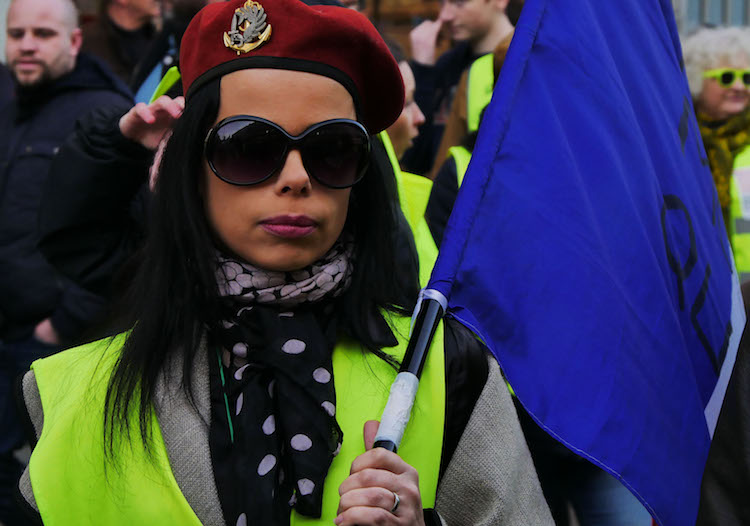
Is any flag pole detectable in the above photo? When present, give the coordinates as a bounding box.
[373,289,448,452]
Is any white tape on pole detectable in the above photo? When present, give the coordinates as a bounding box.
[374,372,420,447]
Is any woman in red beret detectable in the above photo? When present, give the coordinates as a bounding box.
[16,0,552,524]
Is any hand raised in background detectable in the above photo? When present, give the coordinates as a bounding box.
[409,18,444,66]
[33,318,60,346]
[119,96,185,150]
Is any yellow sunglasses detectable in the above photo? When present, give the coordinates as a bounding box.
[703,68,750,88]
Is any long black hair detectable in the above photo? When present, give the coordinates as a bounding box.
[103,76,418,453]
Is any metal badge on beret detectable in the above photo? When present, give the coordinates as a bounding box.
[223,0,272,55]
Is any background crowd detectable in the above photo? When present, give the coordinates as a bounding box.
[2,0,750,523]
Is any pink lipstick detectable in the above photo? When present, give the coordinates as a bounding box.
[260,215,317,238]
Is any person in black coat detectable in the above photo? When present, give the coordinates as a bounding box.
[1,21,132,347]
[0,0,131,521]
[80,0,159,86]
[696,281,750,526]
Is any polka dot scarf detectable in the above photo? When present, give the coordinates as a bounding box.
[210,240,353,526]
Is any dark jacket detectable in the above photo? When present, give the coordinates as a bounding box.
[36,105,151,302]
[401,42,480,177]
[425,156,459,248]
[0,53,132,342]
[130,16,189,100]
[696,281,750,525]
[0,64,13,108]
[81,16,157,87]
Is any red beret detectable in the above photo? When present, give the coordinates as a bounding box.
[179,0,405,133]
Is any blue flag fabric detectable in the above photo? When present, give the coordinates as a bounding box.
[428,2,745,525]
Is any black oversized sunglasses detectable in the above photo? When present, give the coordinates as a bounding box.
[204,116,371,188]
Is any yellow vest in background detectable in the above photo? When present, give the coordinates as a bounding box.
[729,146,750,283]
[378,131,439,287]
[466,53,495,134]
[446,52,492,189]
[448,145,473,188]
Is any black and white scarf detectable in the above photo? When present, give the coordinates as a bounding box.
[209,240,354,526]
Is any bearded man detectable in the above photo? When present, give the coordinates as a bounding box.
[0,0,130,522]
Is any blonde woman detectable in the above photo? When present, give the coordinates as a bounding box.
[683,26,750,281]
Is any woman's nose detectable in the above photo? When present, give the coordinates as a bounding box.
[413,104,426,127]
[275,149,312,195]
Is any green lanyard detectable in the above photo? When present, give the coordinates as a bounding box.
[215,348,235,443]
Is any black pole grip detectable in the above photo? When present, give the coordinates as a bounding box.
[399,297,445,377]
[372,439,398,452]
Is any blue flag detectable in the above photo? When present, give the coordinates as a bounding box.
[428,1,745,525]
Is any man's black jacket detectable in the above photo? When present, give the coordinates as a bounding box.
[0,54,131,342]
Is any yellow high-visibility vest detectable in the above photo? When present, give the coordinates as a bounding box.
[466,53,495,134]
[379,131,439,287]
[728,146,750,282]
[447,145,473,188]
[27,314,445,525]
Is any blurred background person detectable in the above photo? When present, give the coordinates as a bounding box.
[428,34,510,181]
[385,51,426,162]
[425,38,508,246]
[130,0,225,101]
[0,0,131,522]
[81,0,160,86]
[684,26,750,282]
[401,0,519,177]
[696,281,750,525]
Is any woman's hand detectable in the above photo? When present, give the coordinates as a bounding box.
[336,420,426,526]
[118,96,185,150]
